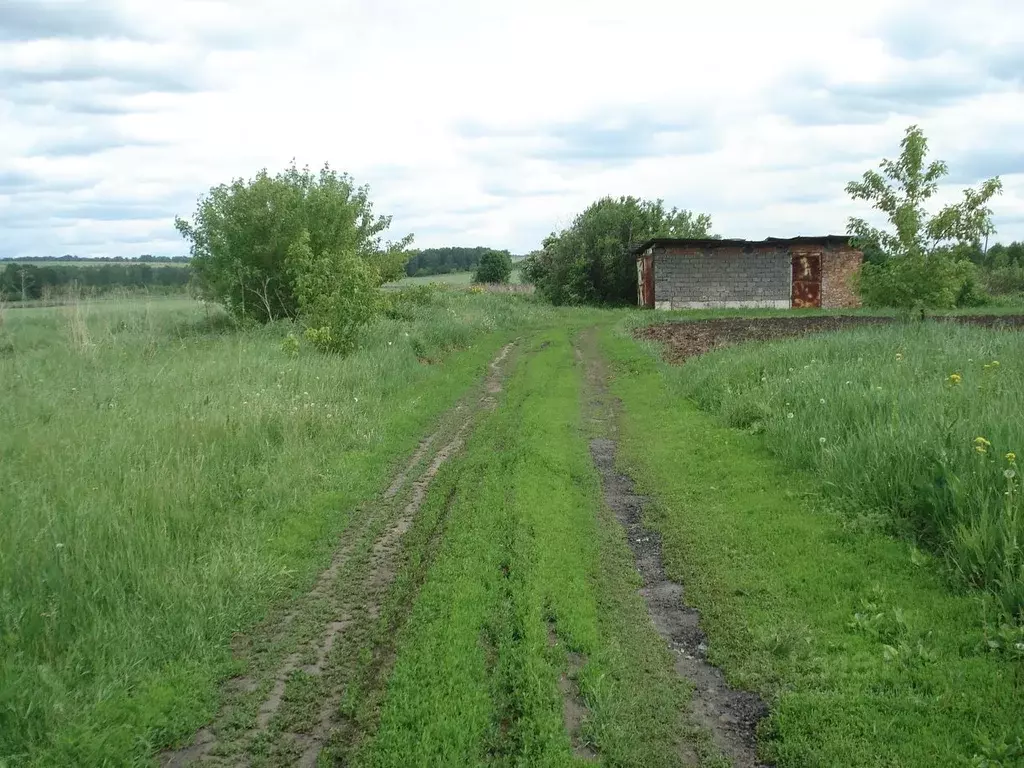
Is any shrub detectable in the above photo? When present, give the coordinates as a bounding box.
[287,231,384,354]
[473,250,513,284]
[858,252,986,309]
[175,162,412,324]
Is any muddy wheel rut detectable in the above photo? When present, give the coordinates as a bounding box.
[577,328,770,768]
[161,342,516,767]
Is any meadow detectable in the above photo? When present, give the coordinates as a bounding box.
[2,292,1023,767]
[0,292,557,765]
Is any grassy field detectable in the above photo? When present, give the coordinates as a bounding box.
[0,293,557,765]
[672,321,1024,619]
[3,294,1023,766]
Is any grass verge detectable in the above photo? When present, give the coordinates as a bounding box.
[600,324,1024,767]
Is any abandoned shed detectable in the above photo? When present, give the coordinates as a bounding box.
[633,236,863,310]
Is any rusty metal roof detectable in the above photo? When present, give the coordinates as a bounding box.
[631,235,853,255]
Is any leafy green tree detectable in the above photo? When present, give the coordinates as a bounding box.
[525,196,714,305]
[473,249,513,283]
[175,162,412,323]
[846,125,1002,308]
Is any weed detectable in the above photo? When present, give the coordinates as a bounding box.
[674,322,1024,617]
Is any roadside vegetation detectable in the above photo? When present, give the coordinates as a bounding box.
[604,326,1024,766]
[0,291,557,765]
[673,321,1024,622]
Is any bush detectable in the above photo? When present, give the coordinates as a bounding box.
[175,162,411,324]
[473,250,513,284]
[287,231,384,354]
[858,253,987,309]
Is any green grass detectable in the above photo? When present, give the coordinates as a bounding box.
[670,321,1024,619]
[0,292,559,766]
[601,324,1024,767]
[359,326,702,767]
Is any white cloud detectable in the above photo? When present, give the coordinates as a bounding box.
[0,0,1022,258]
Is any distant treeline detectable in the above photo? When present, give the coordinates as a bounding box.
[0,261,191,301]
[12,254,191,264]
[404,247,518,277]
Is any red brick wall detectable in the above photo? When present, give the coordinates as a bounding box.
[821,247,863,308]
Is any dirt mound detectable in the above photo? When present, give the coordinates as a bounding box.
[636,314,1024,364]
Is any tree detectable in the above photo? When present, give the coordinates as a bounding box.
[524,196,714,305]
[175,162,412,323]
[846,125,1002,308]
[473,249,513,283]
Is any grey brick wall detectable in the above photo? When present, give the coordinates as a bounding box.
[654,247,791,309]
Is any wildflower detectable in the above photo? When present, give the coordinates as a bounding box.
[787,413,795,419]
[992,360,1000,368]
[820,398,826,405]
[819,437,827,444]
[948,373,962,385]
[975,436,991,454]
[1005,468,1017,480]
[1007,452,1017,464]
[896,353,904,361]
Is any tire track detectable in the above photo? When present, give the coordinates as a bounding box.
[576,328,769,768]
[161,342,516,767]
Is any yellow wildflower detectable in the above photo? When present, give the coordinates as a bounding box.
[1007,452,1017,464]
[948,373,962,385]
[895,353,904,361]
[975,436,992,454]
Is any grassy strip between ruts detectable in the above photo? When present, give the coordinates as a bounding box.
[599,325,1024,767]
[0,293,556,766]
[358,326,706,767]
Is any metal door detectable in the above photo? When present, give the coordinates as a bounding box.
[637,254,655,308]
[791,253,821,308]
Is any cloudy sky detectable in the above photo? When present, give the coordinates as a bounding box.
[2,0,1023,258]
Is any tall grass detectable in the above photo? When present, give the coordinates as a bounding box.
[0,292,557,765]
[673,322,1024,619]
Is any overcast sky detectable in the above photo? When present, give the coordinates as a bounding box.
[2,0,1023,258]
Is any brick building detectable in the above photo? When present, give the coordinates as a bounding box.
[633,236,862,310]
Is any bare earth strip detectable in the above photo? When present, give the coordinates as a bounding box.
[577,328,770,768]
[161,342,516,767]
